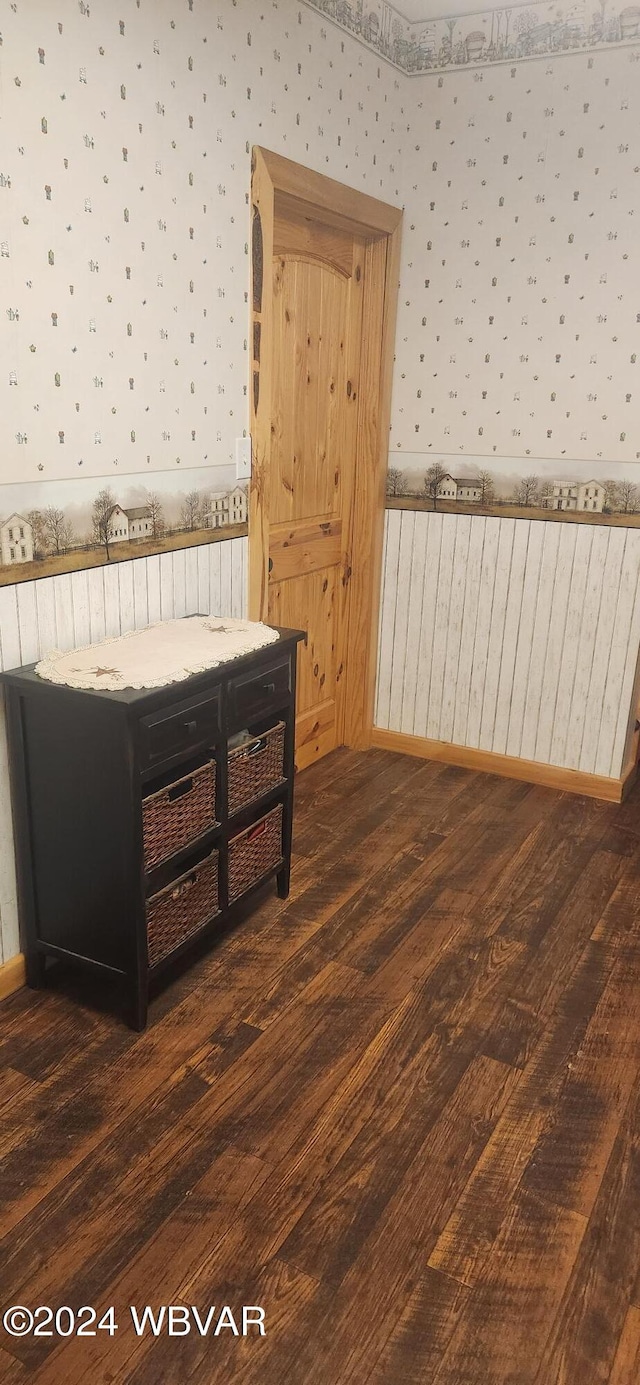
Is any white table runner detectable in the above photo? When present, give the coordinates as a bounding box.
[35,616,280,691]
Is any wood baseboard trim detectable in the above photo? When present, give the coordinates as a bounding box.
[0,952,26,1002]
[371,727,629,804]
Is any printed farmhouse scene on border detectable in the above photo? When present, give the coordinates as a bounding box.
[386,454,640,528]
[0,468,248,588]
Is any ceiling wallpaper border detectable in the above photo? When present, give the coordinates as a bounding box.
[302,0,640,75]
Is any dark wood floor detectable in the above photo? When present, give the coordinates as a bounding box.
[1,748,640,1385]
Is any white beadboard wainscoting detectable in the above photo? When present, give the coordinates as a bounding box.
[376,508,640,783]
[0,537,247,968]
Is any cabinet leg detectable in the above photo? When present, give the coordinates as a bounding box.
[127,982,148,1032]
[25,950,47,989]
[276,865,290,900]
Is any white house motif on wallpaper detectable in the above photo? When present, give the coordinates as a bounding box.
[0,514,34,567]
[206,485,248,530]
[107,504,153,543]
[304,0,640,74]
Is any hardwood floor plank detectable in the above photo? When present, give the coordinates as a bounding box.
[208,1000,398,1164]
[477,841,628,1078]
[277,1030,479,1288]
[521,957,640,1217]
[182,984,462,1288]
[533,1071,640,1385]
[257,1054,520,1385]
[430,1188,587,1385]
[0,1347,29,1383]
[0,966,360,1325]
[474,792,612,943]
[0,1066,37,1113]
[29,1146,272,1385]
[241,838,440,1030]
[1,1068,216,1368]
[608,1305,640,1385]
[428,938,613,1289]
[369,1267,470,1385]
[124,1258,318,1385]
[0,983,264,1232]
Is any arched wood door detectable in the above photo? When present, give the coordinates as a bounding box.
[250,150,402,771]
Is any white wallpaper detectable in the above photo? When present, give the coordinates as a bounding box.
[390,47,640,468]
[0,0,404,489]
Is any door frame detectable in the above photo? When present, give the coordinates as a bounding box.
[249,146,402,751]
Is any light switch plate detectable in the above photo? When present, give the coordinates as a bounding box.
[235,435,252,480]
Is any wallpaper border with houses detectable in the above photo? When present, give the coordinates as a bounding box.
[386,454,640,528]
[0,468,248,589]
[303,0,640,75]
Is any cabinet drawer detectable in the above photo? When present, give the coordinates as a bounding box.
[146,849,219,968]
[228,659,291,727]
[228,804,283,904]
[142,758,218,869]
[139,690,220,770]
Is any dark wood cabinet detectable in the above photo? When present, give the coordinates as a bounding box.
[2,626,304,1029]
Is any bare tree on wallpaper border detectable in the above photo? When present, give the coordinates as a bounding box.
[386,466,407,497]
[513,475,540,507]
[604,479,619,513]
[43,506,74,556]
[181,490,204,532]
[92,487,116,562]
[146,491,165,540]
[423,462,448,510]
[617,479,639,514]
[27,510,48,561]
[478,469,495,506]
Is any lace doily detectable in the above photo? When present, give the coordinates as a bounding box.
[35,616,280,691]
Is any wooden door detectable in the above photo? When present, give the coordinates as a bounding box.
[250,150,402,772]
[265,206,365,769]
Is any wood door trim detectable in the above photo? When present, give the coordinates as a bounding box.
[257,151,402,238]
[250,146,403,754]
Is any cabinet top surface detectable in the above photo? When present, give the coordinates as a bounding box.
[1,625,305,709]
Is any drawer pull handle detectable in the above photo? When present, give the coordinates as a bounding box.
[262,682,275,696]
[247,821,267,842]
[168,777,193,802]
[247,737,268,757]
[184,719,197,735]
[172,872,197,899]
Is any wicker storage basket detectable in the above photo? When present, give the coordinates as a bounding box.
[146,850,219,967]
[228,722,285,815]
[228,803,283,903]
[142,759,217,869]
